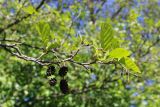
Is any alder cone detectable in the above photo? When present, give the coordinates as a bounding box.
[49,78,57,86]
[46,66,55,76]
[59,66,68,77]
[60,79,69,94]
[46,71,52,76]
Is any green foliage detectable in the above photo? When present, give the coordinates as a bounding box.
[35,21,51,46]
[0,0,159,107]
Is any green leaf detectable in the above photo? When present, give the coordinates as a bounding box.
[23,5,36,14]
[109,48,131,59]
[124,57,141,73]
[100,22,114,51]
[41,24,50,41]
[111,38,120,49]
[119,57,125,64]
[35,21,51,45]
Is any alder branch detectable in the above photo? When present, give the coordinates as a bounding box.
[0,42,117,70]
[0,44,49,65]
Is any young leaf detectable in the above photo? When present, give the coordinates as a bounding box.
[23,5,36,14]
[109,48,131,59]
[35,21,51,45]
[41,23,50,41]
[124,57,141,73]
[111,38,120,49]
[100,22,114,51]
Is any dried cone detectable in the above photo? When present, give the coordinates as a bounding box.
[59,66,68,77]
[60,79,69,94]
[46,66,55,76]
[49,78,57,86]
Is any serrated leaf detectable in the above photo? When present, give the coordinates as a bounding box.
[124,57,141,73]
[100,22,114,51]
[109,48,131,59]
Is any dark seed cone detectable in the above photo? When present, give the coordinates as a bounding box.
[46,71,52,76]
[46,66,55,76]
[60,79,69,94]
[49,78,57,86]
[50,66,56,73]
[59,66,68,77]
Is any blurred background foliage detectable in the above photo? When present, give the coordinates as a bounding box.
[0,0,160,107]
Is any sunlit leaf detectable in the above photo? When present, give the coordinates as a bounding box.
[109,48,131,59]
[23,5,36,14]
[124,57,141,73]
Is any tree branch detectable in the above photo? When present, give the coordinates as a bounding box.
[0,0,46,34]
[111,5,124,20]
[141,36,160,57]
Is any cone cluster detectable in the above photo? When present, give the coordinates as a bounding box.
[46,65,69,94]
